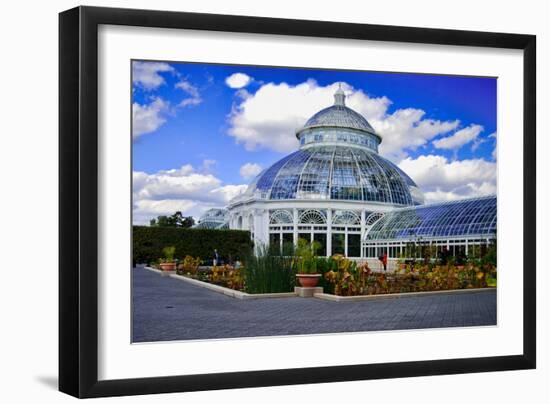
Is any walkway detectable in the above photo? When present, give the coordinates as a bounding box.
[132,266,496,342]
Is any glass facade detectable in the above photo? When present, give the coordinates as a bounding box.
[365,196,497,241]
[247,146,421,205]
[299,128,379,152]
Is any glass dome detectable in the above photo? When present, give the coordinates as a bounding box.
[242,87,424,206]
[301,104,376,134]
[246,146,423,205]
[300,85,376,134]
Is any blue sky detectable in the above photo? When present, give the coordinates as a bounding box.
[132,60,497,224]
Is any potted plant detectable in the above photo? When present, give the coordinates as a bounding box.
[159,246,176,271]
[295,239,322,287]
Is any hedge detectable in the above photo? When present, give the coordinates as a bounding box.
[133,226,253,265]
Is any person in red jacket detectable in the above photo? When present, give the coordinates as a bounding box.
[379,252,388,272]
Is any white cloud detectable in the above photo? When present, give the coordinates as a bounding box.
[239,163,262,179]
[489,132,497,161]
[133,165,247,224]
[227,80,459,159]
[201,159,217,172]
[208,184,249,203]
[373,109,459,160]
[133,199,198,225]
[132,79,202,140]
[398,154,496,203]
[432,124,484,150]
[225,73,253,89]
[132,61,174,90]
[132,97,169,139]
[175,80,202,107]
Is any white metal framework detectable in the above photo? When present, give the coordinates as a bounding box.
[363,196,496,259]
[269,209,293,224]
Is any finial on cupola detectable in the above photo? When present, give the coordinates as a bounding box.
[334,82,346,106]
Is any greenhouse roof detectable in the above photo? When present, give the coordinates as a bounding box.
[364,196,497,242]
[194,208,229,230]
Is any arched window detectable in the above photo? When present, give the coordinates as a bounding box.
[299,209,326,224]
[365,212,384,227]
[332,210,360,225]
[237,216,243,229]
[269,209,293,224]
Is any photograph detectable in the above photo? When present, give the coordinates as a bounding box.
[1,0,543,401]
[131,60,498,343]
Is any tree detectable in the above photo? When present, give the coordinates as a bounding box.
[149,212,195,228]
[181,216,195,228]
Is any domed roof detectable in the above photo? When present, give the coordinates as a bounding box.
[234,85,423,206]
[299,85,376,134]
[302,105,376,133]
[245,146,424,206]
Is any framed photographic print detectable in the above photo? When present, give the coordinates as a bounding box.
[59,6,536,398]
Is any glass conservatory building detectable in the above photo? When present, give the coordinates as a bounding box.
[199,87,496,268]
[194,208,229,230]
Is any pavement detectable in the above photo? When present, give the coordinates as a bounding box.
[132,266,497,342]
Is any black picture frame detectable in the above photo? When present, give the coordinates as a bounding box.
[59,5,536,398]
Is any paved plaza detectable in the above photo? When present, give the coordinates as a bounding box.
[132,266,497,342]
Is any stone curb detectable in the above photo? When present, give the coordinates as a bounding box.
[313,287,495,302]
[143,266,162,274]
[144,267,297,299]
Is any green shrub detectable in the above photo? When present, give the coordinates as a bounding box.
[294,238,321,274]
[243,245,297,293]
[133,226,253,265]
[315,256,337,294]
[162,246,176,262]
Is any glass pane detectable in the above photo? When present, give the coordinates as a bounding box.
[282,233,294,255]
[269,233,281,253]
[313,233,327,256]
[331,233,345,255]
[347,234,361,257]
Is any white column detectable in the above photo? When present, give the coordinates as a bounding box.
[360,210,366,258]
[293,208,298,246]
[253,209,269,248]
[247,212,251,230]
[344,231,348,257]
[326,209,332,257]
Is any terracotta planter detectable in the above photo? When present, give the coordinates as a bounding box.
[159,262,176,272]
[296,273,321,287]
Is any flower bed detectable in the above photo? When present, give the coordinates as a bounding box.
[179,264,245,291]
[156,249,496,298]
[321,255,497,297]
